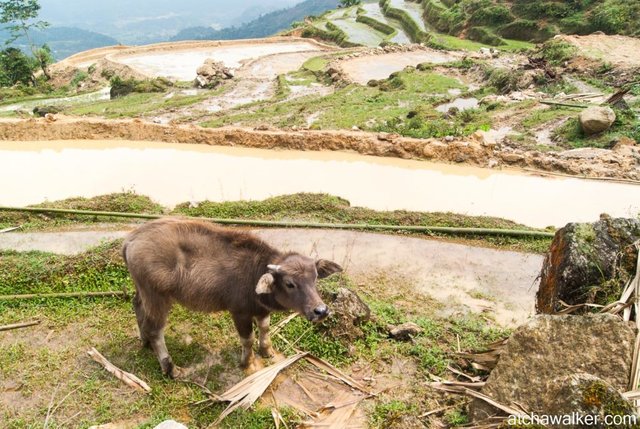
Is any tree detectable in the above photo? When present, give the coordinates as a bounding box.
[340,0,362,7]
[0,46,33,85]
[0,0,51,79]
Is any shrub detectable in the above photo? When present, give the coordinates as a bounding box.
[109,76,172,99]
[469,5,513,26]
[467,26,506,46]
[498,19,555,42]
[540,39,578,65]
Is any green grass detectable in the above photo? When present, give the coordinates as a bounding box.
[553,108,640,149]
[520,106,579,129]
[0,192,164,231]
[302,56,329,72]
[433,33,534,52]
[202,68,466,133]
[66,91,212,118]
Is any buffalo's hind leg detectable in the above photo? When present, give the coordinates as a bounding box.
[133,287,182,378]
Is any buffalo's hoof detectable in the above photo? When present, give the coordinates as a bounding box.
[258,345,276,359]
[242,357,264,375]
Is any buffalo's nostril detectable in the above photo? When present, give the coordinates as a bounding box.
[313,304,328,316]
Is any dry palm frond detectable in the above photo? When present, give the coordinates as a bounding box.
[210,352,308,427]
[457,339,507,372]
[301,390,362,429]
[87,348,151,393]
[429,383,527,416]
[447,365,483,383]
[208,353,372,426]
[305,355,372,394]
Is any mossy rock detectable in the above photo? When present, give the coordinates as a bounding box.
[537,216,640,313]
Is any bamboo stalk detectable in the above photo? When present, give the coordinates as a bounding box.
[87,348,151,393]
[539,100,590,108]
[0,206,556,238]
[0,320,40,331]
[0,291,126,300]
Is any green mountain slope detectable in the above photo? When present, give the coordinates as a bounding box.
[172,0,340,41]
[420,0,640,44]
[0,27,119,60]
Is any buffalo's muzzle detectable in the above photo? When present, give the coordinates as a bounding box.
[307,304,329,322]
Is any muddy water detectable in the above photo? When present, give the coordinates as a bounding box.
[1,140,639,228]
[436,97,479,112]
[116,42,324,81]
[340,50,459,85]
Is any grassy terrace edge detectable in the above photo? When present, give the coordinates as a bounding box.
[0,192,554,253]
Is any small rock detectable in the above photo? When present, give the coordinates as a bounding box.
[500,152,524,163]
[44,113,56,122]
[154,421,188,429]
[444,135,454,142]
[351,125,360,131]
[579,106,616,135]
[254,124,271,131]
[33,105,61,117]
[388,322,422,341]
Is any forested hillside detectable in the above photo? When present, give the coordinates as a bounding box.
[172,0,339,41]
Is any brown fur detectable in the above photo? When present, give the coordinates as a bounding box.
[122,218,342,377]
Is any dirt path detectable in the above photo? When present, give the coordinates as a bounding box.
[559,34,640,68]
[0,228,543,327]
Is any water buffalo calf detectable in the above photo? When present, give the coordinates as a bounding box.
[121,218,342,377]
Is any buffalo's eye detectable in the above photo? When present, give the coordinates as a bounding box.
[286,281,296,289]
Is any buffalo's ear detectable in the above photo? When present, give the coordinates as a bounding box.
[316,259,343,279]
[256,273,275,294]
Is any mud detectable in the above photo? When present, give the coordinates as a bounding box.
[0,117,638,181]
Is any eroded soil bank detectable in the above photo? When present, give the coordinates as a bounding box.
[1,117,639,181]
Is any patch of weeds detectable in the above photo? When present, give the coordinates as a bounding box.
[468,288,496,301]
[520,106,577,129]
[0,192,164,231]
[540,39,579,66]
[369,400,417,428]
[445,408,469,426]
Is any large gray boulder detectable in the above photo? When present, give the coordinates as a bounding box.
[580,106,616,135]
[469,314,635,421]
[537,216,640,314]
[538,374,638,429]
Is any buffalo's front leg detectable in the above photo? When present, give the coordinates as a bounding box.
[257,315,275,358]
[232,313,255,369]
